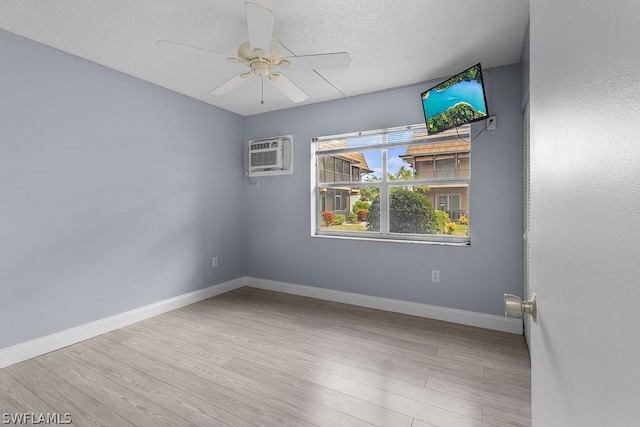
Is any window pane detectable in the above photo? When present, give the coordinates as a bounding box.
[319,149,381,183]
[386,129,419,144]
[326,156,334,172]
[325,170,336,182]
[356,149,382,182]
[337,156,349,181]
[398,143,470,180]
[343,134,383,150]
[388,186,435,235]
[414,158,434,179]
[320,155,345,183]
[458,153,470,178]
[319,186,380,233]
[450,195,461,211]
[435,156,456,178]
[361,191,380,232]
[430,184,469,234]
[387,147,416,180]
[351,166,359,181]
[335,194,342,210]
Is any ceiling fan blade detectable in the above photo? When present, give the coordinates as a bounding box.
[267,73,308,103]
[245,2,274,56]
[156,40,230,60]
[281,52,352,71]
[211,73,250,95]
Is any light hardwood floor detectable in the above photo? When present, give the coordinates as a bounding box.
[0,287,531,426]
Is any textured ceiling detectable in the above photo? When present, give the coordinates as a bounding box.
[0,0,530,116]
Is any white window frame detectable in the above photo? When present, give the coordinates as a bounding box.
[311,123,471,244]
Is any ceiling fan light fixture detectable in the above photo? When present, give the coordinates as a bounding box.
[250,61,270,77]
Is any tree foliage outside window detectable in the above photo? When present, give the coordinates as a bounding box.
[367,188,435,234]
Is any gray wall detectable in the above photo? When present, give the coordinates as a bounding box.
[243,64,524,316]
[0,30,245,349]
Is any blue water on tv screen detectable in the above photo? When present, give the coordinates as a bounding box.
[421,64,488,135]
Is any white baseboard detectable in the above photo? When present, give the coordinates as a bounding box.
[0,278,244,368]
[0,276,521,368]
[245,277,523,335]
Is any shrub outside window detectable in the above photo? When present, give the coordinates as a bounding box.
[313,124,471,244]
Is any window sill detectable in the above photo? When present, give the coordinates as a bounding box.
[312,233,470,247]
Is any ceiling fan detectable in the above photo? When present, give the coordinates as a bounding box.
[157,2,351,103]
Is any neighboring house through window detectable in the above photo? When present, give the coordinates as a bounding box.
[399,138,470,222]
[313,124,471,243]
[317,140,373,218]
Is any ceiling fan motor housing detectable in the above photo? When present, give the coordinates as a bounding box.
[237,41,283,77]
[251,60,270,76]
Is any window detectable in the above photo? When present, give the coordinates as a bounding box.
[437,194,464,221]
[313,124,471,243]
[351,165,360,181]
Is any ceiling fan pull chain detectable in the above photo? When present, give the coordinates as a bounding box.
[261,76,264,104]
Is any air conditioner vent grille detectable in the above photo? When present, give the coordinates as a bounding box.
[250,151,278,167]
[247,135,293,177]
[251,142,275,150]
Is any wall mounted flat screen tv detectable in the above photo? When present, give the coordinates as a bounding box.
[421,63,488,135]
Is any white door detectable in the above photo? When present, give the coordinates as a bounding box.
[530,1,640,425]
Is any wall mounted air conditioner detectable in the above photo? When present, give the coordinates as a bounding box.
[247,135,293,177]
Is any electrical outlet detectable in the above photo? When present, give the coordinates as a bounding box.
[431,270,440,283]
[212,257,218,267]
[250,181,259,188]
[486,116,497,131]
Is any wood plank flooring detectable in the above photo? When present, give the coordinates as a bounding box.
[0,287,531,426]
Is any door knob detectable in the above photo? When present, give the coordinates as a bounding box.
[504,293,537,321]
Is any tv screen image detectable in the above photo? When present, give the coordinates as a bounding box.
[421,63,488,135]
